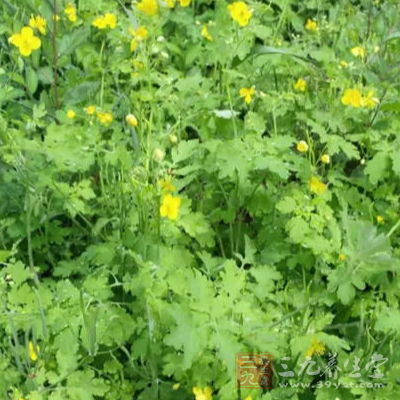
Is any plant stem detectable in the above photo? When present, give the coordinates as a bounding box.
[387,217,400,238]
[226,80,238,138]
[26,191,40,288]
[52,0,59,109]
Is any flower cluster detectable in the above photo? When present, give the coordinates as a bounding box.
[29,15,46,35]
[129,26,148,52]
[341,89,378,109]
[93,13,117,30]
[64,3,77,23]
[193,386,213,400]
[305,338,326,358]
[308,176,326,194]
[97,111,114,125]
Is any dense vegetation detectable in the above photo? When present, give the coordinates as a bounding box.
[1,0,400,399]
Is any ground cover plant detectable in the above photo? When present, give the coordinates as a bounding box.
[1,0,400,399]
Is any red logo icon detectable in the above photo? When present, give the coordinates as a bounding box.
[236,353,273,389]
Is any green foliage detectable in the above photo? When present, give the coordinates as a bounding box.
[1,0,400,399]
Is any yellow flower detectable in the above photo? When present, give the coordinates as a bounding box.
[228,2,252,27]
[136,26,148,40]
[308,176,326,194]
[93,16,107,29]
[130,38,138,52]
[339,253,347,261]
[361,90,378,109]
[193,386,213,400]
[29,341,40,361]
[244,397,252,400]
[85,105,95,115]
[351,46,365,58]
[341,88,361,108]
[201,25,213,41]
[158,178,176,193]
[67,110,76,119]
[132,59,145,70]
[305,18,318,31]
[177,0,192,6]
[294,78,307,92]
[126,114,138,127]
[137,0,159,16]
[173,383,180,390]
[296,140,309,153]
[165,0,175,8]
[29,15,47,35]
[340,60,348,67]
[93,13,117,29]
[377,215,384,224]
[104,13,117,28]
[65,3,77,23]
[53,14,61,22]
[320,154,330,164]
[9,27,41,57]
[97,112,113,125]
[129,26,148,51]
[160,194,181,220]
[305,338,325,358]
[239,86,255,104]
[169,134,178,144]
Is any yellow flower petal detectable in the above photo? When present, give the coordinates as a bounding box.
[297,140,308,152]
[320,154,330,164]
[126,114,138,127]
[228,2,252,27]
[341,88,361,108]
[29,341,40,361]
[137,0,159,16]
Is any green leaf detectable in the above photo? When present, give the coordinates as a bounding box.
[240,45,321,66]
[164,303,209,370]
[6,261,30,287]
[63,81,100,105]
[58,27,90,59]
[375,309,400,331]
[337,281,355,305]
[384,31,400,42]
[365,152,388,185]
[179,212,215,248]
[255,155,290,179]
[37,66,53,85]
[276,197,296,214]
[25,67,38,95]
[172,140,200,164]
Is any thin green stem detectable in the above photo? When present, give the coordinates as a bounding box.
[26,191,40,288]
[387,217,400,238]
